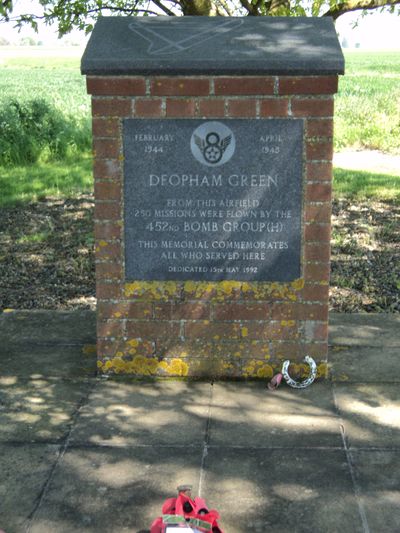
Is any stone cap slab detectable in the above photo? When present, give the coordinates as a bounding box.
[81,16,344,76]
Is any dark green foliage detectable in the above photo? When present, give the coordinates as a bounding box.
[0,98,91,166]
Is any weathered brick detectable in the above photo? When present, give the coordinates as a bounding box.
[154,303,172,320]
[304,321,329,341]
[244,322,300,341]
[92,98,132,117]
[304,204,331,223]
[227,99,257,117]
[96,281,121,300]
[94,222,122,240]
[271,342,301,359]
[97,339,119,357]
[304,263,331,283]
[214,77,274,95]
[271,303,299,321]
[306,119,334,138]
[302,283,329,302]
[126,321,180,339]
[306,141,333,161]
[93,138,120,159]
[87,77,146,96]
[278,76,338,95]
[305,183,332,203]
[154,302,210,320]
[214,303,271,321]
[166,98,196,117]
[185,322,241,340]
[94,181,121,201]
[92,117,120,137]
[304,242,331,262]
[291,98,334,117]
[198,98,225,117]
[97,320,124,338]
[172,303,210,320]
[151,78,210,96]
[95,241,121,261]
[93,160,121,181]
[301,342,328,360]
[259,98,289,117]
[298,303,329,321]
[304,223,331,242]
[134,98,164,117]
[94,202,121,221]
[306,162,333,182]
[98,302,152,320]
[97,338,154,357]
[95,262,122,280]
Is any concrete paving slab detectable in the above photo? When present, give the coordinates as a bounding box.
[0,443,60,533]
[334,384,400,448]
[0,310,96,345]
[209,382,342,448]
[28,446,203,533]
[0,377,90,443]
[70,381,212,447]
[0,344,97,378]
[202,448,363,533]
[351,450,400,532]
[329,313,400,347]
[329,345,400,383]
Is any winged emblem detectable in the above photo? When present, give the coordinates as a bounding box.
[194,132,232,164]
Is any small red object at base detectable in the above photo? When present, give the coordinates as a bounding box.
[267,372,283,391]
[150,489,224,533]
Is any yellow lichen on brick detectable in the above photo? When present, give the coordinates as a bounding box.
[317,362,328,379]
[241,282,252,293]
[160,358,189,376]
[281,320,296,327]
[291,278,305,291]
[218,280,241,297]
[241,327,249,338]
[124,281,179,300]
[127,339,139,347]
[113,311,122,318]
[256,365,274,379]
[184,281,215,298]
[242,360,274,379]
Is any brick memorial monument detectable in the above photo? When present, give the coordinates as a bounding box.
[81,16,344,379]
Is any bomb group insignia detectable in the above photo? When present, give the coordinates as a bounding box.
[194,132,232,165]
[191,121,235,167]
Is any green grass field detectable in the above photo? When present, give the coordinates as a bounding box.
[0,48,399,205]
[336,51,400,153]
[0,51,89,118]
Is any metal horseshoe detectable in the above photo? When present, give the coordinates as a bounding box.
[282,355,317,389]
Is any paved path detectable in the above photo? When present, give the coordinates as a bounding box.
[334,150,400,175]
[0,310,399,533]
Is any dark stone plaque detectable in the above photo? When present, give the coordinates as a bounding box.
[123,119,303,282]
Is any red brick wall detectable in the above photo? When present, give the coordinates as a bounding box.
[87,75,337,379]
